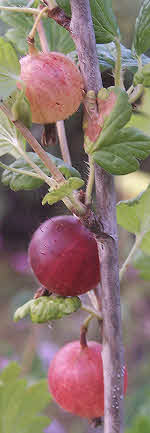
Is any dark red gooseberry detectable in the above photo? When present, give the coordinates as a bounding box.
[48,340,128,418]
[28,215,100,296]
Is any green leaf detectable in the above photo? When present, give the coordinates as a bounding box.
[90,0,119,43]
[134,63,150,87]
[1,152,81,191]
[43,18,75,54]
[0,0,40,54]
[21,416,51,433]
[13,300,34,321]
[93,127,150,175]
[117,185,150,253]
[0,362,21,383]
[126,416,150,433]
[96,42,150,72]
[14,295,81,323]
[0,0,75,55]
[11,89,32,128]
[0,37,20,99]
[133,0,150,56]
[0,363,51,433]
[57,0,119,43]
[0,107,26,158]
[42,177,84,205]
[133,249,150,280]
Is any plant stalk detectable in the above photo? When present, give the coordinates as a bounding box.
[114,38,122,87]
[70,1,124,432]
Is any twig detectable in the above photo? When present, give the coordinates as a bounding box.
[0,104,64,183]
[70,1,124,432]
[56,121,71,165]
[0,104,86,215]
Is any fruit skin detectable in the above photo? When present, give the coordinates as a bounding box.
[48,341,128,418]
[28,215,100,296]
[19,52,84,124]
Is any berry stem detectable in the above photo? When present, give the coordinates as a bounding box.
[80,314,93,348]
[28,6,48,42]
[56,121,72,166]
[81,304,102,320]
[114,38,122,88]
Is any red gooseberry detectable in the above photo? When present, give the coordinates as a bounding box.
[48,340,128,418]
[28,215,100,296]
[20,52,84,124]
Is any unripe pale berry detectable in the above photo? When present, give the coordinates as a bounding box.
[48,341,128,418]
[28,215,100,296]
[19,52,84,124]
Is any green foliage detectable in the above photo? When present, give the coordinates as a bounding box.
[57,0,119,43]
[0,0,74,55]
[134,63,150,87]
[0,37,20,99]
[126,416,150,433]
[117,185,150,253]
[93,127,150,175]
[43,18,75,54]
[133,0,150,56]
[96,42,150,72]
[0,362,51,433]
[133,249,150,280]
[0,0,40,54]
[14,295,81,323]
[11,89,32,128]
[42,177,84,206]
[1,152,81,191]
[89,0,119,43]
[83,87,150,175]
[0,108,26,159]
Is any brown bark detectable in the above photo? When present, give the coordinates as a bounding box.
[70,1,124,432]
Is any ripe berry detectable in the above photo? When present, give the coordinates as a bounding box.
[20,52,84,124]
[28,215,100,296]
[48,341,128,418]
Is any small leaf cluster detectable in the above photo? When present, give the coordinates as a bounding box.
[14,295,82,323]
[0,362,51,433]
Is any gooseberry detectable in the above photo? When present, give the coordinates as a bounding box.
[48,340,128,418]
[28,215,100,296]
[20,52,84,124]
